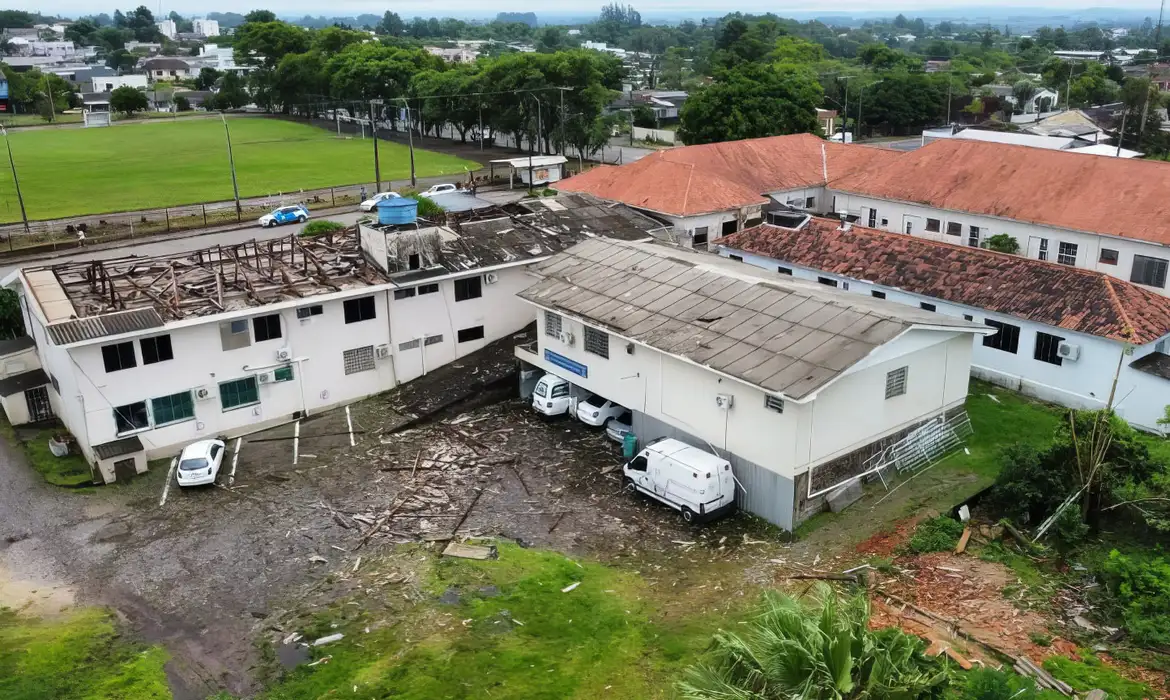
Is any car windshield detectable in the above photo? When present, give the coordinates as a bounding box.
[534,383,547,398]
[179,457,209,471]
[584,395,605,407]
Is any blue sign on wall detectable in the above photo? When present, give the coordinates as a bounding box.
[544,349,587,378]
[0,80,9,100]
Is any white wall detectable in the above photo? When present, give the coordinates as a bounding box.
[828,190,1170,296]
[721,247,1170,432]
[91,74,147,92]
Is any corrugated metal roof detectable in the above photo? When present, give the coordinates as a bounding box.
[46,308,165,346]
[0,335,35,357]
[93,435,144,461]
[520,239,980,401]
[0,368,48,397]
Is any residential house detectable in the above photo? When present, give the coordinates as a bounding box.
[925,60,951,73]
[124,41,163,54]
[192,19,220,37]
[1053,50,1111,62]
[984,84,1060,114]
[0,336,52,426]
[514,238,989,530]
[919,126,1130,155]
[91,74,148,93]
[816,108,838,136]
[3,194,666,483]
[1019,110,1107,142]
[425,46,478,63]
[716,218,1170,432]
[142,57,192,81]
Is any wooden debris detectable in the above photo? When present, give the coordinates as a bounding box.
[312,633,344,647]
[561,582,580,593]
[944,647,973,670]
[955,526,972,554]
[442,542,497,560]
[355,488,417,550]
[547,512,567,533]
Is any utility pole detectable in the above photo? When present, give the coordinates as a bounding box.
[839,76,853,140]
[559,86,566,157]
[528,95,542,192]
[369,100,382,192]
[220,114,241,220]
[42,72,53,123]
[1,127,29,234]
[1157,0,1166,46]
[397,97,416,187]
[478,102,484,152]
[946,79,953,125]
[1116,108,1129,158]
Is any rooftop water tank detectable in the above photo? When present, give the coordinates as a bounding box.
[376,196,418,226]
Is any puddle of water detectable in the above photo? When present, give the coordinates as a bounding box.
[0,563,75,616]
[276,643,311,669]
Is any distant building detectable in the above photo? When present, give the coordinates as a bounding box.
[156,19,177,40]
[192,18,220,37]
[91,74,148,93]
[925,60,951,73]
[141,57,192,81]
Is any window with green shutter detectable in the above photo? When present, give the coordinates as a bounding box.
[151,391,195,425]
[273,365,294,382]
[219,377,259,411]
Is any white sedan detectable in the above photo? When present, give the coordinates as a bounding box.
[422,183,457,196]
[176,439,226,487]
[576,395,627,427]
[359,191,401,212]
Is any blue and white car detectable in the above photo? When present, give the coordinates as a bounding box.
[259,204,309,228]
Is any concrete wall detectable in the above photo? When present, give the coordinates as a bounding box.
[1,393,30,425]
[721,246,1170,432]
[631,126,676,144]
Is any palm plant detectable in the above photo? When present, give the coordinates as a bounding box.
[677,582,948,700]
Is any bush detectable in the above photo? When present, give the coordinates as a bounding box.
[300,220,346,237]
[1049,506,1090,553]
[1097,550,1170,648]
[955,667,1048,700]
[907,516,965,554]
[986,234,1020,254]
[407,193,443,218]
[986,443,1072,525]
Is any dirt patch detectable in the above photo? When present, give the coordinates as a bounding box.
[856,515,923,556]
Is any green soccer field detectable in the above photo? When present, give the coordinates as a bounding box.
[0,117,480,222]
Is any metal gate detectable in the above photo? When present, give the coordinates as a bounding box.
[24,386,52,423]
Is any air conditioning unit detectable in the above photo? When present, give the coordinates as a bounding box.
[256,371,274,384]
[276,347,293,362]
[375,344,391,359]
[715,394,734,410]
[484,271,500,284]
[194,386,216,401]
[559,331,575,346]
[1057,342,1081,361]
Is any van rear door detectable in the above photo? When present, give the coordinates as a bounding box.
[662,458,701,509]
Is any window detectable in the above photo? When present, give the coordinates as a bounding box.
[102,342,136,373]
[253,314,282,342]
[764,395,784,413]
[343,346,376,374]
[1099,249,1119,265]
[867,209,877,228]
[584,326,609,358]
[963,314,974,321]
[418,283,439,295]
[151,391,194,426]
[817,276,838,288]
[1131,255,1169,288]
[729,254,743,262]
[399,339,420,351]
[50,374,60,394]
[219,377,259,411]
[946,221,962,236]
[113,401,149,434]
[343,295,377,323]
[983,319,1021,354]
[628,455,648,471]
[692,227,709,251]
[904,221,913,235]
[394,288,416,300]
[220,319,251,351]
[454,277,482,302]
[831,195,837,212]
[1034,331,1065,366]
[545,311,562,338]
[880,218,889,227]
[721,220,737,236]
[885,367,908,399]
[457,325,485,343]
[408,254,421,270]
[968,226,980,248]
[871,290,886,299]
[296,304,323,319]
[424,334,443,346]
[1037,238,1049,261]
[550,383,569,398]
[920,302,936,312]
[140,335,173,365]
[805,196,816,209]
[273,365,294,382]
[1057,242,1078,266]
[926,218,941,232]
[777,266,792,275]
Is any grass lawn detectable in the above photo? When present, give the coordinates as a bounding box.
[0,607,170,700]
[0,418,92,487]
[0,117,479,221]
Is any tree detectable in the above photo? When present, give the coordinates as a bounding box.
[0,289,24,340]
[377,11,405,36]
[678,65,822,145]
[1068,63,1119,107]
[194,67,221,91]
[214,71,249,109]
[1012,80,1037,113]
[174,94,191,111]
[64,20,99,45]
[631,103,656,128]
[244,10,277,23]
[986,234,1020,254]
[122,6,162,42]
[0,10,34,30]
[857,73,948,134]
[105,48,138,71]
[678,583,947,700]
[110,85,149,115]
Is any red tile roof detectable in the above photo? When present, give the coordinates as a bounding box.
[720,218,1170,344]
[555,133,902,217]
[828,138,1170,246]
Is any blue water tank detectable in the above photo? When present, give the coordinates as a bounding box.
[376,197,418,225]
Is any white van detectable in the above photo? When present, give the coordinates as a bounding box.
[623,438,736,523]
[532,373,573,416]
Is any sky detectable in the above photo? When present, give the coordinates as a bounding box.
[13,0,1160,20]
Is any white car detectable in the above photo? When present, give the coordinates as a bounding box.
[576,395,627,427]
[422,183,457,196]
[532,373,575,417]
[359,191,401,212]
[606,410,633,443]
[175,439,226,487]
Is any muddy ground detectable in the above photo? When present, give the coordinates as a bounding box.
[0,331,1002,699]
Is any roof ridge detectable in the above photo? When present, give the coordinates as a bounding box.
[1102,277,1138,343]
[681,161,695,215]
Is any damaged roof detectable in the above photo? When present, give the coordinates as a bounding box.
[519,238,982,401]
[720,218,1170,345]
[554,133,902,217]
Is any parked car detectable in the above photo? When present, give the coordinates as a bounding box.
[576,395,626,427]
[259,205,309,228]
[606,410,633,443]
[176,439,227,487]
[359,191,401,212]
[532,373,580,417]
[422,183,457,196]
[623,438,736,523]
